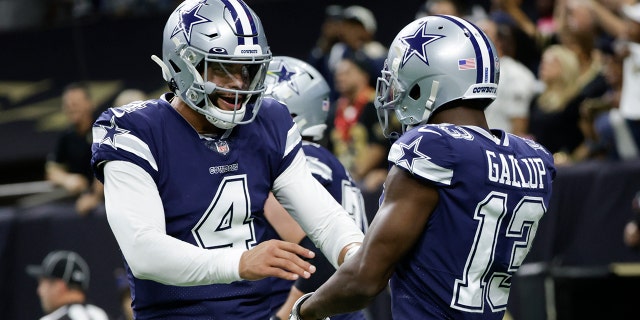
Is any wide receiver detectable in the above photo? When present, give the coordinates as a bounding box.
[290,14,556,320]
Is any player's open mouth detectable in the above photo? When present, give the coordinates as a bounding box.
[216,95,244,109]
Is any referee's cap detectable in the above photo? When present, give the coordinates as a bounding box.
[26,250,90,292]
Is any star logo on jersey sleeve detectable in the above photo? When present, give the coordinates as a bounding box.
[400,21,445,67]
[394,136,429,171]
[171,0,211,44]
[98,116,130,150]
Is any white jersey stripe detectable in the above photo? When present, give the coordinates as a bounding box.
[284,124,302,158]
[92,127,159,171]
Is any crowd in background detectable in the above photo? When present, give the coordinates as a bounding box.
[3,0,640,319]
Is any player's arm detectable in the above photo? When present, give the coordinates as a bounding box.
[264,192,343,320]
[264,192,306,244]
[272,150,365,268]
[102,160,315,286]
[295,166,438,319]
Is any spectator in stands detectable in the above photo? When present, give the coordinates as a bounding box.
[478,17,536,137]
[311,5,387,101]
[328,56,393,193]
[576,42,624,160]
[26,250,109,320]
[528,44,584,164]
[307,5,344,102]
[588,1,640,161]
[46,82,104,215]
[338,6,387,81]
[415,0,461,19]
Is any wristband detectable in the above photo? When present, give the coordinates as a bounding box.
[343,245,360,263]
[289,292,329,320]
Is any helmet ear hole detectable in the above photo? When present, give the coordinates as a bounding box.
[409,84,421,100]
[169,60,182,73]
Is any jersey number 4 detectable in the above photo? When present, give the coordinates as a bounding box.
[191,175,257,250]
[451,191,545,313]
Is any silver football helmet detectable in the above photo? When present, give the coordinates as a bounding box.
[375,15,499,136]
[152,0,271,129]
[264,56,331,141]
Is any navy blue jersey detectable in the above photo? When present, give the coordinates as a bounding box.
[302,141,368,232]
[91,94,302,319]
[297,141,367,320]
[385,124,556,320]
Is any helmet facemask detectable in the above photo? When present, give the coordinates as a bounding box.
[178,44,270,130]
[375,65,404,138]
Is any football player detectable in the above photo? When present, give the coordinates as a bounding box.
[290,15,556,320]
[262,56,368,320]
[90,0,364,318]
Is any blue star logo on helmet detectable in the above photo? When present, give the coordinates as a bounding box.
[268,64,300,94]
[400,21,444,67]
[171,0,211,44]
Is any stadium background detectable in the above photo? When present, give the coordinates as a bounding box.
[1,1,640,319]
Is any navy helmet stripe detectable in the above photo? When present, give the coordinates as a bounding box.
[220,0,257,45]
[234,0,258,35]
[439,15,494,84]
[476,30,496,83]
[467,20,496,83]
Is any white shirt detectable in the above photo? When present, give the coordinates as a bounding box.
[484,56,536,133]
[619,42,640,120]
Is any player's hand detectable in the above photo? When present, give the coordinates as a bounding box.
[239,239,316,281]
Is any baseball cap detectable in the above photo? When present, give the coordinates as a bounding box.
[26,250,90,292]
[342,5,377,35]
[622,3,640,24]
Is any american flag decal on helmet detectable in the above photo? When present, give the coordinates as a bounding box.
[458,58,476,70]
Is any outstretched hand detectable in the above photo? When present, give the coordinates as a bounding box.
[240,239,316,281]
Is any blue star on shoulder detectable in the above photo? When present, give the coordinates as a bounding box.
[400,21,445,67]
[396,136,429,171]
[98,116,130,150]
[171,0,211,44]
